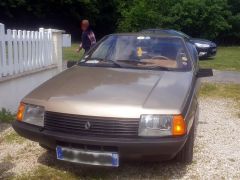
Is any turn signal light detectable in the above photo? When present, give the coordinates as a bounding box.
[172,115,186,136]
[17,103,25,121]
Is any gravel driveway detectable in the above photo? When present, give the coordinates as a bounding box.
[0,98,240,179]
[202,70,240,84]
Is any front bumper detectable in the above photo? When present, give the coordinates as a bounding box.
[12,121,188,160]
[197,46,217,58]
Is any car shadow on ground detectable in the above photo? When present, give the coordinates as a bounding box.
[37,151,188,179]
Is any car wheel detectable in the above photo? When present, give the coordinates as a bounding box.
[175,121,195,163]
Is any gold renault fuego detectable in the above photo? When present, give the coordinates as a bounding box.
[13,33,212,167]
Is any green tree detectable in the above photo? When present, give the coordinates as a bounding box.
[223,0,240,43]
[117,0,233,40]
[0,0,239,43]
[169,0,232,39]
[117,0,177,32]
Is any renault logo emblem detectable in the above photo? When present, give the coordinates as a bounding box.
[84,121,91,130]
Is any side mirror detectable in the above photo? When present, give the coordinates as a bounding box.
[67,61,77,68]
[197,68,213,78]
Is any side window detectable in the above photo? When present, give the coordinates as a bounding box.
[91,36,116,60]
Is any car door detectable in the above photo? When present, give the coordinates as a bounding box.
[183,41,200,132]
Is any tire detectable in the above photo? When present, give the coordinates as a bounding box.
[175,121,195,163]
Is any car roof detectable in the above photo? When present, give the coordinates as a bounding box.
[141,29,176,32]
[141,29,191,38]
[141,29,181,35]
[107,32,185,40]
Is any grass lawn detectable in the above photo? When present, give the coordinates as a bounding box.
[64,44,240,71]
[63,43,84,61]
[200,83,240,100]
[199,46,240,71]
[200,83,240,117]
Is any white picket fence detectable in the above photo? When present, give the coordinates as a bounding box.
[0,23,54,78]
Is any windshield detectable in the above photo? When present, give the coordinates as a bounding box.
[82,35,192,71]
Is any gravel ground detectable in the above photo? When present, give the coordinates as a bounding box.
[0,98,240,179]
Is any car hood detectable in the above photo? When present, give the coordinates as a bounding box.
[191,38,216,47]
[24,66,193,118]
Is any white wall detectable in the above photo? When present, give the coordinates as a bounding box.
[0,67,59,112]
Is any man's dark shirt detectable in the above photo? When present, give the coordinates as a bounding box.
[81,30,91,52]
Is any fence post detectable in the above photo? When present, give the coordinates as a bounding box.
[18,30,24,73]
[31,31,36,69]
[12,30,19,74]
[52,29,64,72]
[48,29,53,65]
[7,29,14,75]
[0,23,7,77]
[39,28,44,68]
[34,31,39,68]
[22,30,27,71]
[0,23,3,77]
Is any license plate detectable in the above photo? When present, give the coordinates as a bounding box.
[56,146,119,167]
[212,48,217,52]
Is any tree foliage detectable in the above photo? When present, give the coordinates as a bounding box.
[0,0,239,43]
[117,0,240,43]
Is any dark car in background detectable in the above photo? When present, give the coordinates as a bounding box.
[141,29,217,59]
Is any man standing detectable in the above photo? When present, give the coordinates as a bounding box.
[76,19,96,54]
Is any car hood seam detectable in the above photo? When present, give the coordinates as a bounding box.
[142,72,165,108]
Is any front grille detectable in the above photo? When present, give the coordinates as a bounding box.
[44,111,139,138]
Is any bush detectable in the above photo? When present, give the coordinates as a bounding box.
[117,0,240,43]
[0,108,15,123]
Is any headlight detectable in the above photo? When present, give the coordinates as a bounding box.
[138,114,186,137]
[17,103,44,127]
[195,43,210,48]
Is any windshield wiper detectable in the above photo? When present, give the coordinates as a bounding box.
[84,57,123,68]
